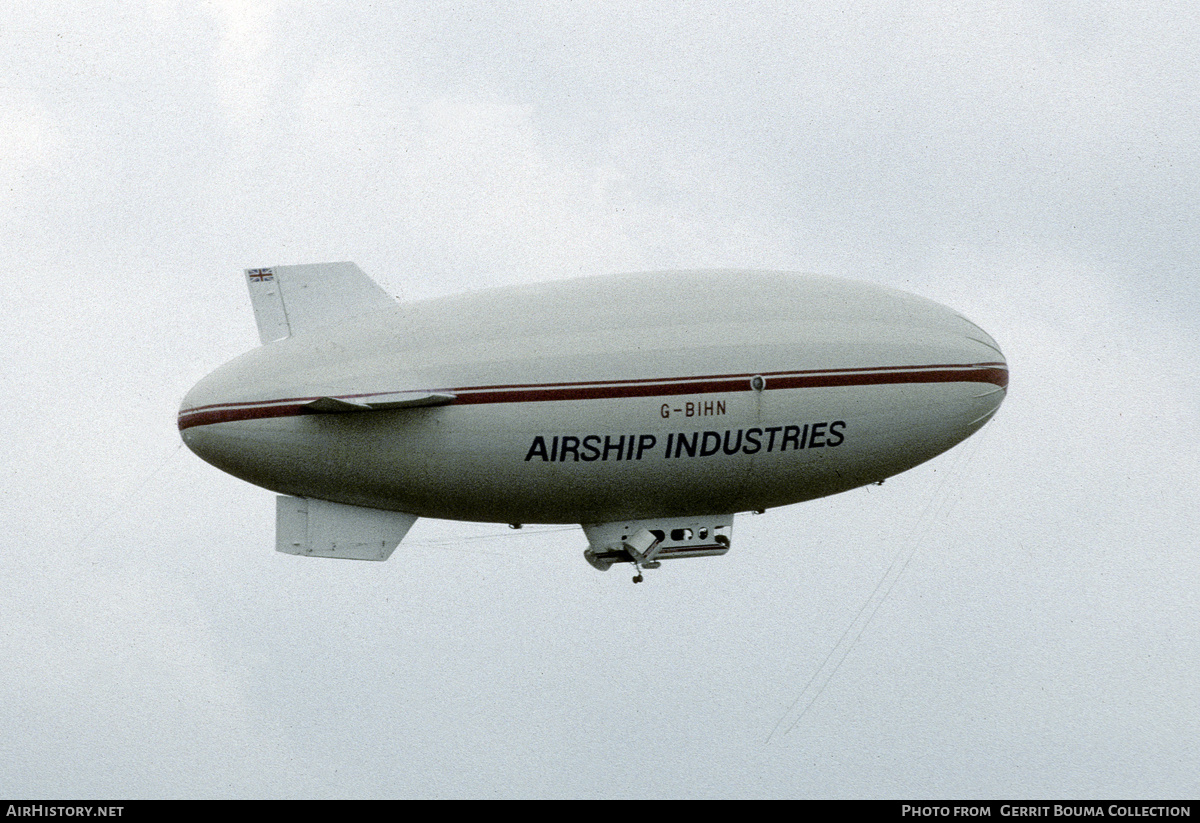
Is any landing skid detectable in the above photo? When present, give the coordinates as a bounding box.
[582,515,733,582]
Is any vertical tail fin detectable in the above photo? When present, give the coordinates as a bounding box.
[276,496,418,561]
[245,262,397,344]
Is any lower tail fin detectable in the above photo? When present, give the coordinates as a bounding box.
[276,496,417,561]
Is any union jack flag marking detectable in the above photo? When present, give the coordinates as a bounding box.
[248,268,274,282]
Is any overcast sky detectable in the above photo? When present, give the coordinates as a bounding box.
[2,1,1198,798]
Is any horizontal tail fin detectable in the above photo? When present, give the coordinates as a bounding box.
[245,262,397,344]
[303,391,457,413]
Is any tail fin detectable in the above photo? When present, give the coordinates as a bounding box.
[276,496,417,561]
[244,262,397,344]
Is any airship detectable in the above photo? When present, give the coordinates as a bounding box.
[179,263,1007,582]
